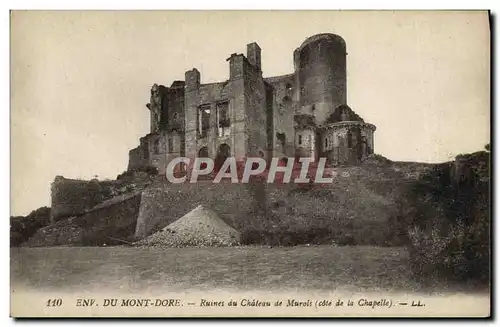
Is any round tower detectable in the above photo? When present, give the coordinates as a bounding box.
[295,33,347,124]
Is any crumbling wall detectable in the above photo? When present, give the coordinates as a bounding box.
[244,61,268,157]
[134,180,266,239]
[50,172,155,224]
[127,146,144,171]
[133,163,403,246]
[256,165,402,246]
[50,176,107,223]
[26,193,143,247]
[38,157,427,247]
[77,193,143,245]
[264,74,296,158]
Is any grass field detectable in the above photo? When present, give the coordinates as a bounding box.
[10,245,483,295]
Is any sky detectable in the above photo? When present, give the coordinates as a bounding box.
[10,10,490,216]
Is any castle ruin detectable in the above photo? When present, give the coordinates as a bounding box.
[128,33,376,175]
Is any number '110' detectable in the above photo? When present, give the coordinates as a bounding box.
[46,299,62,307]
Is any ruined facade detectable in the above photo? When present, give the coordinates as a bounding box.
[128,33,376,174]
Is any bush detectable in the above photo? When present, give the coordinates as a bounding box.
[117,166,159,180]
[398,151,490,284]
[10,207,51,246]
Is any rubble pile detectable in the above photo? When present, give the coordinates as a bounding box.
[361,153,393,166]
[135,205,241,248]
[23,217,86,247]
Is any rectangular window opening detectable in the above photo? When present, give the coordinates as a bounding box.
[216,102,230,137]
[198,105,211,138]
[168,138,174,153]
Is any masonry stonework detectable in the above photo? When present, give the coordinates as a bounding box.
[128,33,376,173]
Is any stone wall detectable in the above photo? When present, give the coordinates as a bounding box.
[184,68,201,159]
[50,176,108,223]
[141,131,167,174]
[165,83,185,132]
[228,54,249,159]
[50,173,155,224]
[259,164,404,245]
[134,180,267,239]
[78,193,143,245]
[128,82,186,173]
[321,122,376,166]
[39,159,409,247]
[26,193,142,247]
[134,163,400,246]
[244,60,268,158]
[265,74,296,158]
[191,81,233,160]
[295,127,316,160]
[127,146,144,171]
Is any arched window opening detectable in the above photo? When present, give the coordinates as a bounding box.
[214,143,231,173]
[198,147,209,170]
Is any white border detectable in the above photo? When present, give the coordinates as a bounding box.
[1,1,498,10]
[2,1,498,326]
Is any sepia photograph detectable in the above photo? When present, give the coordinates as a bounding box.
[9,10,491,318]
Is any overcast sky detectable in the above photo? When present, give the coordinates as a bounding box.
[11,11,490,216]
